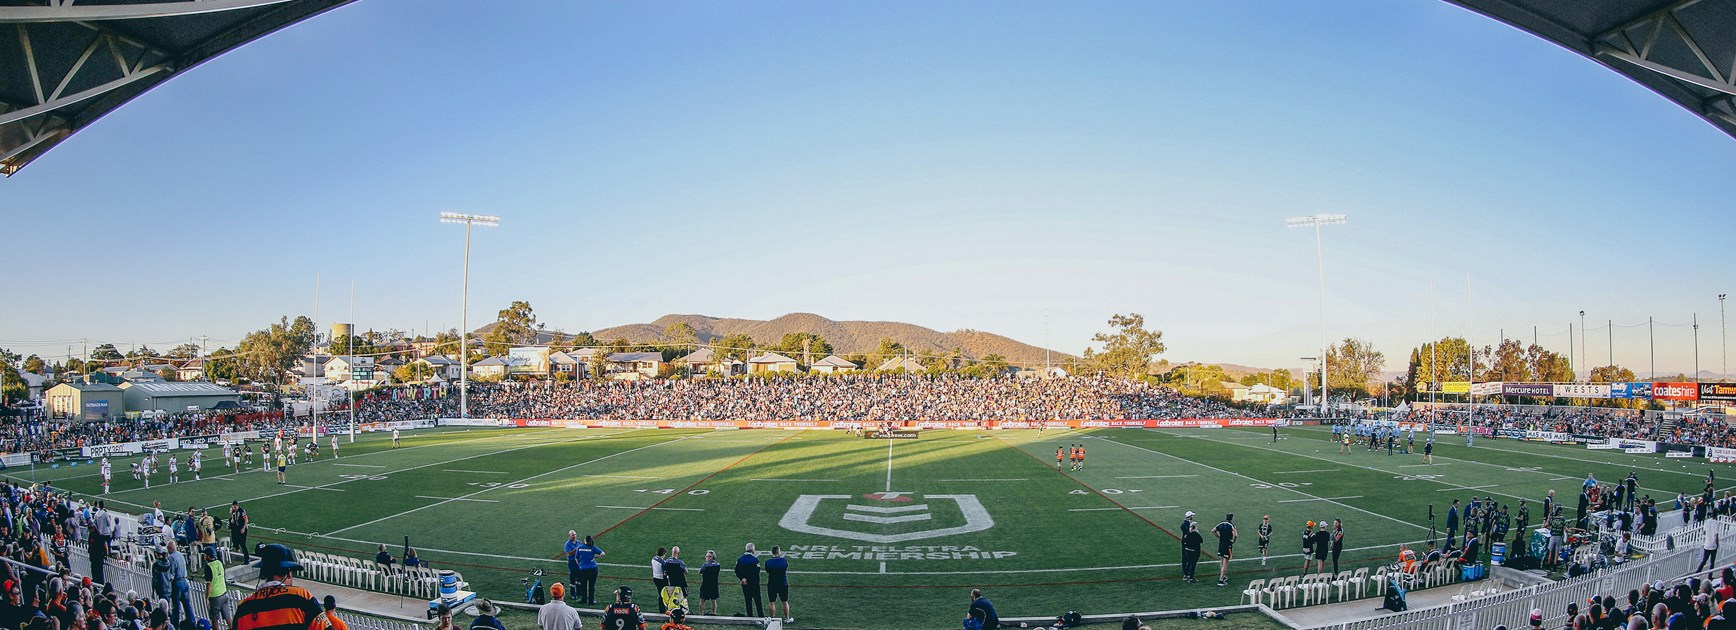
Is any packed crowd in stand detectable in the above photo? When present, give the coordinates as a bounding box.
[0,412,290,458]
[360,376,1271,422]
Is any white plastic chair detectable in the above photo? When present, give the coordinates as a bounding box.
[1241,578,1265,605]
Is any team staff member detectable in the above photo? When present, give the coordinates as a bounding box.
[564,532,602,605]
[966,589,999,630]
[1179,521,1203,583]
[1330,519,1345,575]
[1311,520,1330,573]
[1212,514,1236,587]
[234,544,322,630]
[764,546,792,624]
[1257,515,1273,566]
[735,543,764,618]
[650,547,669,614]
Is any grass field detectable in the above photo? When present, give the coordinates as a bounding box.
[12,424,1735,629]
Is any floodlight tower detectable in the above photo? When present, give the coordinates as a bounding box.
[440,212,500,419]
[1287,214,1347,413]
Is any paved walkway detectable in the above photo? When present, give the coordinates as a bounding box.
[1271,580,1501,627]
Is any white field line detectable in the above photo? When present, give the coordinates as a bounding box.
[332,463,387,468]
[443,470,506,475]
[596,505,704,512]
[203,430,637,511]
[1156,430,1540,503]
[884,436,895,493]
[1397,463,1445,468]
[1440,485,1499,491]
[326,432,708,535]
[1278,496,1363,503]
[583,475,660,479]
[1068,506,1176,512]
[1104,434,1431,533]
[1272,469,1341,474]
[415,496,498,503]
[1115,475,1198,479]
[283,485,344,492]
[262,524,1429,577]
[1448,442,1716,479]
[938,478,1028,482]
[750,479,839,482]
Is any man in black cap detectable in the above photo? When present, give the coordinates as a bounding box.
[233,544,321,630]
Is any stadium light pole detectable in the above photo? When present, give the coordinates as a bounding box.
[1579,310,1586,379]
[1287,213,1346,413]
[1721,294,1727,381]
[440,212,500,419]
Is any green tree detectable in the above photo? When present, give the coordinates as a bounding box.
[124,345,159,365]
[768,332,832,363]
[90,344,123,362]
[63,357,86,375]
[394,362,433,383]
[483,300,540,356]
[1081,313,1166,378]
[166,343,201,360]
[1404,337,1473,397]
[329,335,377,358]
[0,348,24,402]
[715,333,758,362]
[237,315,316,392]
[21,355,46,374]
[1324,337,1385,399]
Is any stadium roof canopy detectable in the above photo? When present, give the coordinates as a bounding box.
[0,0,353,176]
[1446,0,1736,139]
[2,1,1733,178]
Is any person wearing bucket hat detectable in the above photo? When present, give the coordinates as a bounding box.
[468,600,505,630]
[233,544,321,630]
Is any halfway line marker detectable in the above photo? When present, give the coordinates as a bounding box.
[415,495,499,503]
[597,505,704,512]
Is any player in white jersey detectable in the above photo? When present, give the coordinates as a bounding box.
[263,444,272,472]
[191,449,202,480]
[331,435,339,458]
[392,429,400,448]
[223,442,232,468]
[273,433,283,454]
[288,437,298,465]
[168,454,179,484]
[100,458,111,494]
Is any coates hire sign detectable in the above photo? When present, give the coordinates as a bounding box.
[1700,382,1736,403]
[1610,382,1653,399]
[1553,384,1611,399]
[1502,383,1554,397]
[1653,382,1700,401]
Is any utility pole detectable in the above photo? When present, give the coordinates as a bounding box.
[1694,313,1700,382]
[1649,317,1655,382]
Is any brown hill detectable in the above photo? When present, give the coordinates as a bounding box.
[585,313,1069,365]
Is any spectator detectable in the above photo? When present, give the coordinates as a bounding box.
[469,600,505,630]
[233,544,321,630]
[165,540,194,627]
[536,583,580,630]
[228,503,249,563]
[308,596,348,630]
[660,607,693,630]
[432,602,457,630]
[1698,527,1721,573]
[201,546,232,630]
[965,588,998,630]
[373,545,394,569]
[1180,520,1203,583]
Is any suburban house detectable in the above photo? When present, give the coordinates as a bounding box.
[548,351,589,378]
[809,355,858,374]
[1245,383,1288,405]
[44,379,124,420]
[471,356,513,379]
[606,352,663,380]
[324,356,377,383]
[412,356,463,381]
[748,353,800,374]
[176,358,206,382]
[875,357,927,374]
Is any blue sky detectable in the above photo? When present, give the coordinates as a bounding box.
[3,0,1733,376]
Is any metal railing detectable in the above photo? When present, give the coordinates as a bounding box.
[1306,520,1735,630]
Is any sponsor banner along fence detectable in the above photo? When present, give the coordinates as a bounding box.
[1702,382,1736,403]
[1709,447,1736,463]
[1440,381,1471,394]
[1653,382,1700,401]
[1470,382,1503,396]
[1611,382,1653,399]
[1553,383,1612,399]
[1502,383,1555,397]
